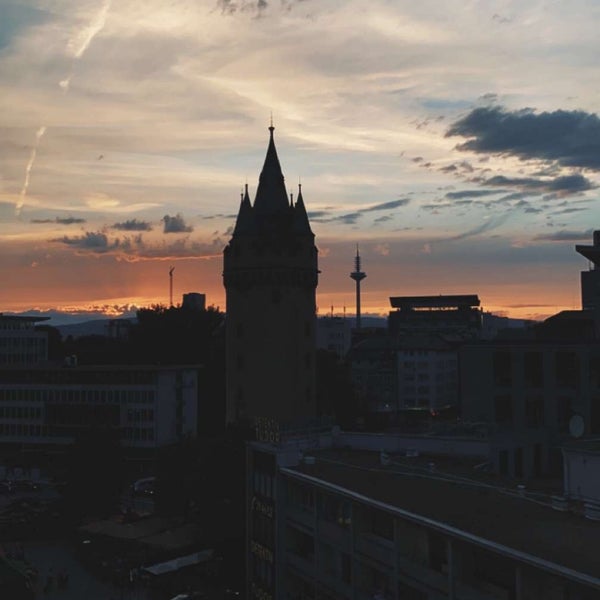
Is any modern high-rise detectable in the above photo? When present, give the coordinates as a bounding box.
[223,127,319,426]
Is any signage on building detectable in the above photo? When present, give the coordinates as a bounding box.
[255,417,280,444]
[250,540,273,564]
[251,495,274,519]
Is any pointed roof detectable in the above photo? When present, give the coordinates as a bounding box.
[233,183,255,235]
[293,183,313,235]
[253,126,290,216]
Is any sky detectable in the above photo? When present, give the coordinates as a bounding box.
[1,0,600,322]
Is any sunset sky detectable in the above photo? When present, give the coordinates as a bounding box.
[1,0,599,322]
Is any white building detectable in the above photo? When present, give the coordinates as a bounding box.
[316,317,352,359]
[0,365,198,449]
[0,314,48,366]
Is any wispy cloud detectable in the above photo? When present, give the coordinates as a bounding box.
[17,126,46,216]
[533,229,593,242]
[31,216,86,225]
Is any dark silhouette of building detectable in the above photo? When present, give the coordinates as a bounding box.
[388,294,482,338]
[223,126,319,425]
[576,230,600,310]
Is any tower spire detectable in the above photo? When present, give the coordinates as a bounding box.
[254,124,288,217]
[350,244,367,330]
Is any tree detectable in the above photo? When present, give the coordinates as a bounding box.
[62,426,125,520]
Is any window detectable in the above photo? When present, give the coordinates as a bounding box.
[524,352,543,388]
[494,395,512,424]
[525,396,544,427]
[493,351,512,386]
[556,352,579,388]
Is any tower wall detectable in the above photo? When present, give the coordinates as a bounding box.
[223,131,318,426]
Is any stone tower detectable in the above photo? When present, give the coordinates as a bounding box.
[223,126,319,426]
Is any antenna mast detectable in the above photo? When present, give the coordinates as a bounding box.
[349,245,367,330]
[169,266,175,307]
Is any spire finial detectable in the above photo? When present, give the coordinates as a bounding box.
[269,112,274,137]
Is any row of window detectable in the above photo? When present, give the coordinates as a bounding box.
[0,423,155,440]
[127,409,155,423]
[121,427,155,441]
[0,406,42,420]
[0,388,155,404]
[0,337,45,347]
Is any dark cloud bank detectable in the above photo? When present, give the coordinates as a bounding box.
[447,106,600,170]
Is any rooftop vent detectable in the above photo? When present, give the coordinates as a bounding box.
[303,456,316,466]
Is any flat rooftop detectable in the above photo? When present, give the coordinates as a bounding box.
[285,448,600,584]
[390,295,480,310]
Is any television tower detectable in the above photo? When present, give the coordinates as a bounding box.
[350,245,366,329]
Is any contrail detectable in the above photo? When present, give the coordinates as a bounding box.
[17,126,47,216]
[18,0,112,214]
[61,0,112,92]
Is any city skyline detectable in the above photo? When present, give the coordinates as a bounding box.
[1,1,599,320]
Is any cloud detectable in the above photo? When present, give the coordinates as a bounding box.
[480,174,594,195]
[333,212,362,225]
[53,231,113,251]
[445,190,501,200]
[50,229,224,261]
[447,106,600,170]
[533,229,593,242]
[373,243,390,256]
[363,198,410,212]
[216,0,269,16]
[162,214,193,233]
[112,218,153,231]
[17,126,46,216]
[31,216,86,225]
[442,213,511,242]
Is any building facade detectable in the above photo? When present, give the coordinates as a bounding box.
[0,315,48,366]
[247,432,600,600]
[0,365,198,449]
[223,127,319,425]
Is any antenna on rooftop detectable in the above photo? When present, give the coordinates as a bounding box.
[169,266,175,307]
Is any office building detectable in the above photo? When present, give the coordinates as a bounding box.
[247,430,600,600]
[0,314,49,366]
[0,364,198,449]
